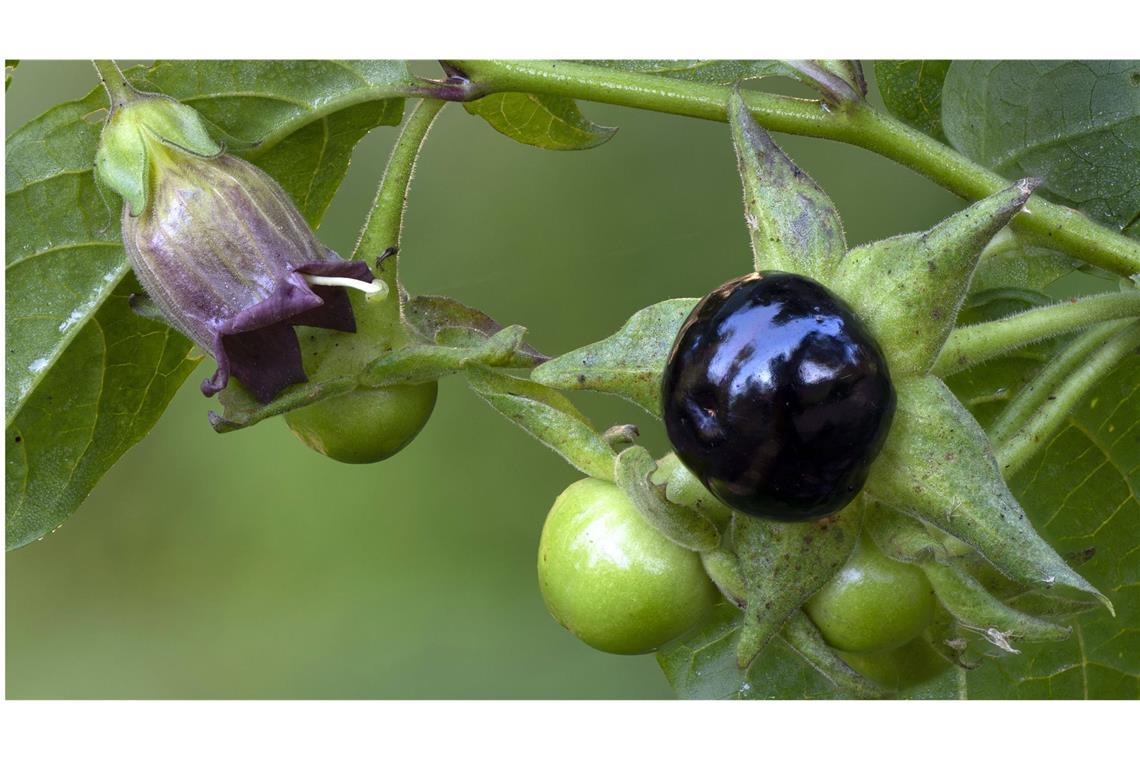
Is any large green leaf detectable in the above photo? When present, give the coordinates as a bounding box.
[960,348,1139,697]
[5,60,413,548]
[873,60,950,141]
[941,61,1140,239]
[5,277,201,549]
[464,92,617,151]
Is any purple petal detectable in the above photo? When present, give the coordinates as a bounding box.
[203,321,308,403]
[290,285,355,331]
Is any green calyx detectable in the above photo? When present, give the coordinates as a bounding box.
[534,91,1118,696]
[94,80,221,216]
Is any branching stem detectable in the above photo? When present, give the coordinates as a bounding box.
[935,291,1140,376]
[442,60,1140,279]
[993,319,1140,477]
[352,97,446,318]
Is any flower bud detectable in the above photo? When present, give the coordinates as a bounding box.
[96,85,381,403]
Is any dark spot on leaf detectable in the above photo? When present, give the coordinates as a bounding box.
[13,436,22,443]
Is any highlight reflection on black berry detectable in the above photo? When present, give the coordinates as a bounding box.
[662,272,895,521]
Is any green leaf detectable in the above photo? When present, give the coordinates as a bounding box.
[873,60,950,141]
[464,92,616,151]
[466,366,616,481]
[612,446,719,552]
[6,277,200,549]
[531,298,697,416]
[5,59,17,90]
[6,83,126,424]
[729,91,847,280]
[962,350,1140,697]
[942,61,1140,238]
[6,60,412,546]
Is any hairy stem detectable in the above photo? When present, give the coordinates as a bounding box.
[993,319,1140,477]
[934,290,1140,376]
[352,97,446,314]
[91,60,138,109]
[443,60,1140,278]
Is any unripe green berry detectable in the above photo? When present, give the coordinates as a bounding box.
[805,536,936,654]
[284,383,437,464]
[537,478,718,655]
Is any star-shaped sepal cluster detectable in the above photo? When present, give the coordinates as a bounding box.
[719,92,1109,677]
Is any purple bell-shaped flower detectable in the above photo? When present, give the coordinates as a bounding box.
[95,77,384,403]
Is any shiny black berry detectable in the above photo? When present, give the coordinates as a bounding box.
[661,271,895,521]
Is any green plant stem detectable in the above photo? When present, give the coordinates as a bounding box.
[934,291,1140,376]
[351,97,446,314]
[993,319,1140,477]
[444,60,1140,279]
[91,60,137,109]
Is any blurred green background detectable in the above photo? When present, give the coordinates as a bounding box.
[6,61,965,698]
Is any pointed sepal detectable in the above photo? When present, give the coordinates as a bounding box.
[833,179,1039,376]
[729,91,847,280]
[781,611,884,698]
[865,503,951,565]
[921,562,1072,652]
[614,446,720,552]
[654,453,733,530]
[864,375,1110,610]
[734,501,862,668]
[531,298,696,416]
[467,366,617,481]
[95,90,221,215]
